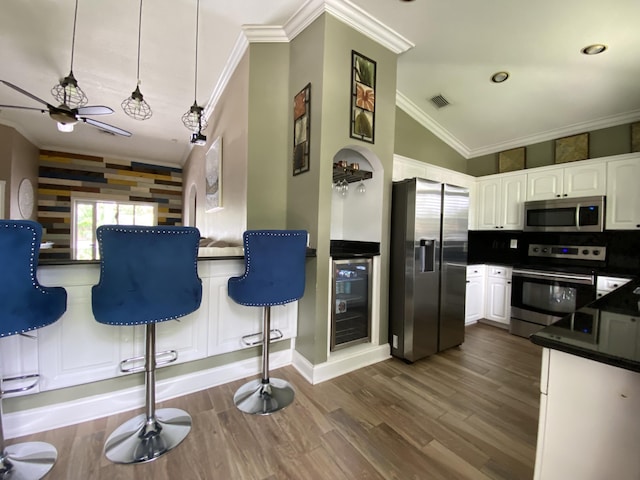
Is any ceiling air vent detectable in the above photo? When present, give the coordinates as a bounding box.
[430,94,450,109]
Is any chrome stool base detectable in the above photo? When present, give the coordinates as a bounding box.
[0,441,57,480]
[234,378,294,415]
[104,408,191,464]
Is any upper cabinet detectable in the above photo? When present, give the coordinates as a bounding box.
[475,173,526,230]
[606,155,640,230]
[526,162,606,201]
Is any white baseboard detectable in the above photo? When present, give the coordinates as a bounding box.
[4,350,292,439]
[292,343,390,385]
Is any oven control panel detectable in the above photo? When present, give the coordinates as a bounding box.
[528,244,606,261]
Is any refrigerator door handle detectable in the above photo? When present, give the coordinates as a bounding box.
[419,239,436,272]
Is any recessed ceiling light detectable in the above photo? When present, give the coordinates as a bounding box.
[491,71,509,83]
[581,44,607,55]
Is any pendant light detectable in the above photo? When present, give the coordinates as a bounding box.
[122,0,152,120]
[182,0,208,145]
[51,0,88,108]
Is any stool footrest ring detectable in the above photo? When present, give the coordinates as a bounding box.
[2,373,39,395]
[241,329,283,346]
[119,349,179,373]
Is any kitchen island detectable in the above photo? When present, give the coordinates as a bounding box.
[530,279,640,480]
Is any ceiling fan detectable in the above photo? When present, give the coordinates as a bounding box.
[0,80,131,137]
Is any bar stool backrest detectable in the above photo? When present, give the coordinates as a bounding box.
[0,220,67,337]
[228,230,307,307]
[92,225,202,326]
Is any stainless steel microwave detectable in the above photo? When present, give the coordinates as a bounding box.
[523,196,605,232]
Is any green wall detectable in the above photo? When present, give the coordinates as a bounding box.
[247,43,291,229]
[394,107,467,173]
[287,14,398,365]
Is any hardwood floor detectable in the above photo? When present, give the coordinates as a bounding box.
[17,323,542,479]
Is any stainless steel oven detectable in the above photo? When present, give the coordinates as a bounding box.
[509,243,604,337]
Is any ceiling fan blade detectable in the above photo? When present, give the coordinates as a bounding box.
[76,105,114,116]
[0,80,52,108]
[81,117,132,137]
[0,104,47,113]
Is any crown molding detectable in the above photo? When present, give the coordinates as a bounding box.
[467,109,640,158]
[242,25,289,43]
[323,0,414,54]
[396,90,471,158]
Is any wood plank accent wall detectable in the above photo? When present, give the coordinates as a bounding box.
[38,150,183,259]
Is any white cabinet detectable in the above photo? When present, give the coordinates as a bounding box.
[534,348,640,480]
[465,265,485,325]
[596,275,632,299]
[526,162,606,201]
[606,155,640,230]
[476,173,526,230]
[484,265,512,325]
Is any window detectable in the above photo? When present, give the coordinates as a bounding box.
[72,198,158,260]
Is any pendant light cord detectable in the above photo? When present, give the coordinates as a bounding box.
[136,0,143,83]
[193,0,200,102]
[70,0,79,71]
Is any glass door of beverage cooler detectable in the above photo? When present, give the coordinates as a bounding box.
[331,257,372,351]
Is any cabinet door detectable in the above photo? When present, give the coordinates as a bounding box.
[476,178,501,230]
[606,156,640,230]
[563,163,606,198]
[501,174,526,229]
[38,285,127,391]
[465,277,484,324]
[598,311,638,365]
[527,169,563,201]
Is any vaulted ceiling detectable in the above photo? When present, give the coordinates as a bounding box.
[1,0,639,166]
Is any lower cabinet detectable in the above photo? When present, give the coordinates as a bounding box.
[465,265,485,324]
[484,265,512,325]
[32,259,297,393]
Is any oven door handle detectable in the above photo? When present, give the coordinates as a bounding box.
[512,269,594,285]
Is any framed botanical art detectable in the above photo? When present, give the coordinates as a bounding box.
[205,136,222,211]
[293,83,311,176]
[350,50,376,144]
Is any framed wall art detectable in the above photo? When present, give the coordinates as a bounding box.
[293,83,311,176]
[498,147,526,173]
[631,122,640,153]
[555,132,589,164]
[350,50,376,144]
[205,136,222,211]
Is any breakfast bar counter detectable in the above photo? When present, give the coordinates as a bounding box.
[529,278,640,480]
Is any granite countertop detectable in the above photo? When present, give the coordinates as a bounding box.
[531,278,640,373]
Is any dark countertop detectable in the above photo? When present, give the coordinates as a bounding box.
[531,277,640,373]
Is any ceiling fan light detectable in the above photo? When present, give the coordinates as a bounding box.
[52,71,88,108]
[57,122,74,133]
[181,102,208,132]
[122,85,152,120]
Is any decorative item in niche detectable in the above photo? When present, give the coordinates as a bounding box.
[555,132,589,163]
[205,136,222,211]
[498,147,526,173]
[293,83,311,176]
[350,50,376,144]
[631,122,640,153]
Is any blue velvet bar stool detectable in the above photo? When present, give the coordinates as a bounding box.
[91,225,202,464]
[0,220,67,479]
[228,229,307,415]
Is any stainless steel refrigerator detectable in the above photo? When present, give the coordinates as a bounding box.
[389,178,469,362]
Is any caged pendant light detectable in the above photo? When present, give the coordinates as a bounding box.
[182,0,208,145]
[122,0,152,120]
[51,0,88,108]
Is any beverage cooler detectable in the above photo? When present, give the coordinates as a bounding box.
[331,258,372,351]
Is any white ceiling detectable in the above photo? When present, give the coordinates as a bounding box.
[1,0,639,167]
